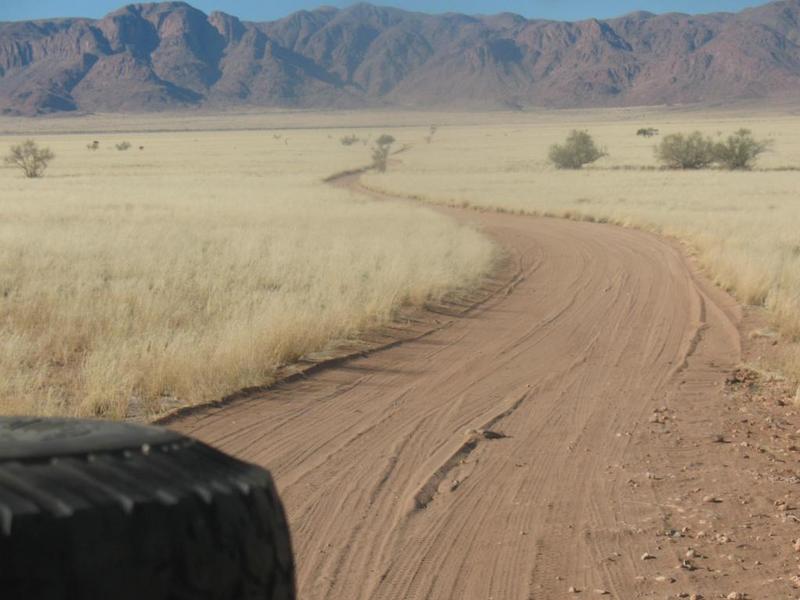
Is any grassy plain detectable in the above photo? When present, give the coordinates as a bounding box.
[0,124,495,418]
[2,106,798,417]
[361,110,800,380]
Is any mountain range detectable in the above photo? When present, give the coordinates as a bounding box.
[1,1,800,115]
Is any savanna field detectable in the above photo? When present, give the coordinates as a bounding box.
[0,119,495,417]
[1,107,798,418]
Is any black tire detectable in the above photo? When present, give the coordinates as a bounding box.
[0,417,295,600]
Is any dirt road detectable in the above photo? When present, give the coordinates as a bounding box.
[168,175,787,599]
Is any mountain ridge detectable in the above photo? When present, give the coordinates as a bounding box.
[1,0,800,115]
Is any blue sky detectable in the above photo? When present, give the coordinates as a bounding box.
[0,1,774,23]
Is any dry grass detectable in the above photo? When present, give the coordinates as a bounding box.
[361,110,800,379]
[0,127,495,418]
[4,106,798,416]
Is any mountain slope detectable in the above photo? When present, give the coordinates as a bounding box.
[1,0,799,115]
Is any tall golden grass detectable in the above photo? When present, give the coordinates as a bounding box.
[0,128,495,417]
[361,111,800,380]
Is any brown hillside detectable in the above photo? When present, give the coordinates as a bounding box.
[1,0,799,114]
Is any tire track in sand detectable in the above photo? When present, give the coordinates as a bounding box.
[170,172,741,599]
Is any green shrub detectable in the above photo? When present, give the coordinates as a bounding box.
[372,134,396,173]
[636,127,659,138]
[340,134,359,146]
[548,130,607,169]
[116,141,132,151]
[713,129,770,170]
[655,132,715,169]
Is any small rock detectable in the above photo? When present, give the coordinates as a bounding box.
[702,495,721,503]
[641,552,656,560]
[568,586,579,593]
[679,559,696,571]
[653,575,675,583]
[726,593,745,600]
[594,590,609,596]
[685,548,697,558]
[793,539,800,552]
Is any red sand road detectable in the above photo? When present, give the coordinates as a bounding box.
[167,176,787,599]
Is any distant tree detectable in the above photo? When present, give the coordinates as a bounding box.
[425,124,438,144]
[372,134,396,172]
[340,134,359,146]
[636,127,659,138]
[548,130,606,169]
[4,140,54,178]
[87,140,100,151]
[655,132,715,169]
[713,129,771,170]
[115,141,132,151]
